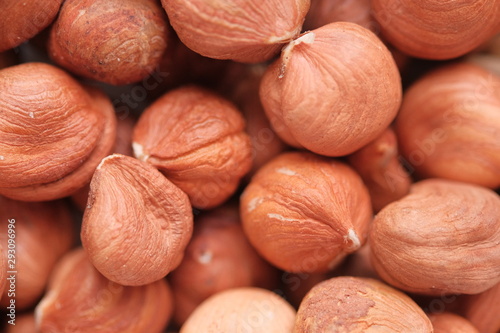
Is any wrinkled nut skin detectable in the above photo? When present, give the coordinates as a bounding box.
[396,63,500,189]
[371,0,500,60]
[304,0,373,31]
[428,312,479,333]
[457,283,500,333]
[170,205,279,325]
[0,0,63,52]
[181,287,296,333]
[162,0,310,63]
[35,248,173,333]
[348,127,412,212]
[370,178,500,296]
[294,277,433,332]
[81,154,193,286]
[49,0,169,85]
[240,151,372,273]
[0,196,74,310]
[0,62,117,201]
[260,22,402,157]
[133,86,253,209]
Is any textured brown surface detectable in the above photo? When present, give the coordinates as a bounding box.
[294,276,433,332]
[241,151,372,273]
[370,178,500,295]
[260,22,402,157]
[35,248,173,333]
[162,0,310,63]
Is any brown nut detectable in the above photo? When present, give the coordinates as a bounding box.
[169,204,278,325]
[294,276,433,332]
[395,63,500,189]
[132,85,253,209]
[81,154,193,286]
[458,283,500,333]
[162,0,310,63]
[0,196,74,310]
[304,0,374,31]
[347,127,412,212]
[0,0,63,52]
[371,0,500,60]
[260,22,402,157]
[428,312,479,333]
[49,0,169,85]
[370,178,500,296]
[35,248,173,333]
[240,151,372,273]
[181,287,296,333]
[0,62,117,201]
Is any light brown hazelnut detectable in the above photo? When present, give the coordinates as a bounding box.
[0,196,74,310]
[35,248,173,333]
[428,312,479,333]
[49,0,169,85]
[458,283,500,333]
[395,63,500,189]
[370,178,500,296]
[169,204,278,325]
[162,0,310,63]
[181,287,296,333]
[260,22,402,157]
[371,0,500,60]
[347,127,412,212]
[0,0,63,52]
[132,85,253,209]
[0,62,117,201]
[294,276,433,332]
[81,154,193,286]
[240,151,372,273]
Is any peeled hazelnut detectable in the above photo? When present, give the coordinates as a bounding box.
[458,283,500,333]
[133,85,253,209]
[370,178,500,296]
[395,63,500,189]
[304,0,373,31]
[240,151,372,273]
[35,248,173,333]
[371,0,500,60]
[0,62,117,201]
[162,0,310,63]
[428,312,479,333]
[81,154,193,286]
[181,287,296,333]
[0,196,74,310]
[294,276,432,332]
[0,0,63,52]
[49,0,169,85]
[169,204,278,325]
[260,22,402,157]
[348,127,412,212]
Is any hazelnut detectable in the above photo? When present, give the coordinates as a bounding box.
[162,0,310,63]
[371,0,500,59]
[35,248,173,333]
[260,22,402,157]
[370,178,500,296]
[0,196,74,310]
[181,287,296,333]
[0,0,63,51]
[304,0,373,31]
[395,63,500,189]
[428,312,479,333]
[0,62,117,201]
[169,204,278,325]
[81,154,193,286]
[132,85,253,209]
[294,276,433,332]
[240,151,372,273]
[49,0,169,85]
[457,283,500,333]
[347,127,412,212]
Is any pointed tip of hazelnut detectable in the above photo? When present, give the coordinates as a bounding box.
[345,228,361,251]
[279,31,316,79]
[132,142,149,161]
